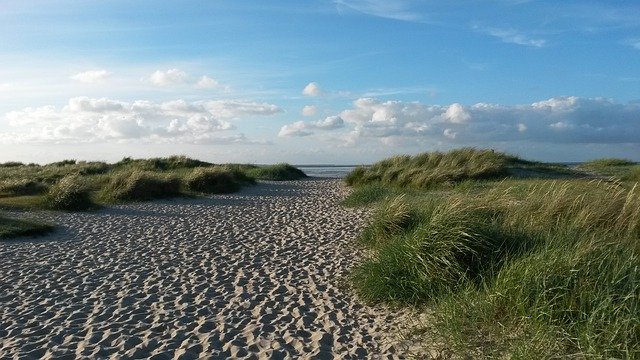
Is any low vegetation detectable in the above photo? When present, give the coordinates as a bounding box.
[185,166,256,194]
[0,156,307,238]
[345,148,575,189]
[0,216,54,240]
[579,157,640,181]
[99,170,182,202]
[45,175,94,211]
[246,163,308,181]
[345,148,639,358]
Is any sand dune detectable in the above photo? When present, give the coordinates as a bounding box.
[0,179,416,359]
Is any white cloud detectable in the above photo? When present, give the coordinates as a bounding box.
[517,123,527,132]
[203,100,282,118]
[302,105,317,116]
[278,116,345,137]
[2,97,281,144]
[149,69,188,87]
[476,26,547,47]
[443,128,457,139]
[70,70,111,83]
[195,75,219,89]
[334,0,423,22]
[627,38,640,50]
[278,121,313,137]
[286,96,640,145]
[443,103,471,123]
[302,82,322,97]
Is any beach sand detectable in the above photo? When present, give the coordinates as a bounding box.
[0,179,418,359]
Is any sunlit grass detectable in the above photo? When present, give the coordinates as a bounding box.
[345,149,640,358]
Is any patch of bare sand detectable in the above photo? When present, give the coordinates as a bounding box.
[0,179,422,359]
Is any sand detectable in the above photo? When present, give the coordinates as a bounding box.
[0,179,418,359]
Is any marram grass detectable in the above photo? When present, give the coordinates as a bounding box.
[0,216,54,239]
[346,150,640,358]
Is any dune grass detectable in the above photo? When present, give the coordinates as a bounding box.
[98,170,182,202]
[45,175,95,211]
[579,158,640,182]
[345,148,575,190]
[184,166,256,194]
[0,156,307,213]
[246,163,308,181]
[345,149,639,358]
[0,216,54,240]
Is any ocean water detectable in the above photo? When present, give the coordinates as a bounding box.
[296,166,359,179]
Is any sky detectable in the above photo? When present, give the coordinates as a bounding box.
[1,0,639,164]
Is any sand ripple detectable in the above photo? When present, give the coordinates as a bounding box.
[0,179,413,359]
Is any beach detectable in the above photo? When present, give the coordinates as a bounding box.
[0,179,414,359]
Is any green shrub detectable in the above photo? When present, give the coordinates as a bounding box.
[249,163,307,181]
[45,175,94,211]
[101,170,182,202]
[185,167,245,194]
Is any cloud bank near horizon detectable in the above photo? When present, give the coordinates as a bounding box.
[2,97,281,145]
[280,96,640,146]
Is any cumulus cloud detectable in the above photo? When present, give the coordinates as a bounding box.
[195,75,219,89]
[278,116,345,137]
[302,82,322,97]
[149,69,188,87]
[70,70,111,83]
[279,96,640,145]
[2,97,281,144]
[203,100,282,118]
[302,105,317,116]
[443,103,471,123]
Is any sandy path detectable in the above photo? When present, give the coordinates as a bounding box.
[0,179,411,359]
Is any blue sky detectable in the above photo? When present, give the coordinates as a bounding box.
[1,0,639,164]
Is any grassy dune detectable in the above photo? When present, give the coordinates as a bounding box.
[345,148,576,189]
[345,149,639,358]
[0,156,307,239]
[0,156,307,212]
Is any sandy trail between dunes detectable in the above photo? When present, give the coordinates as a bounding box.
[0,179,415,359]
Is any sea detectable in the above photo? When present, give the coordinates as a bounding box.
[296,165,359,179]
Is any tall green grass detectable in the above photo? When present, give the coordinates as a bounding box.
[0,156,307,210]
[247,163,308,181]
[0,179,49,197]
[347,152,640,357]
[44,175,95,211]
[99,170,182,202]
[346,148,528,188]
[114,155,211,171]
[579,157,640,181]
[184,166,255,194]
